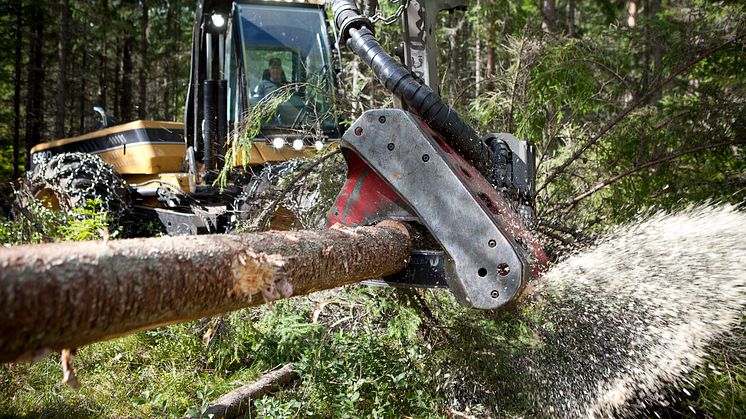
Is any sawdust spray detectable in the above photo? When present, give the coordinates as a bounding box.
[513,205,746,417]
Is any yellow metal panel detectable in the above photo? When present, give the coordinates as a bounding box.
[232,144,261,166]
[97,143,186,174]
[254,143,310,162]
[31,120,184,153]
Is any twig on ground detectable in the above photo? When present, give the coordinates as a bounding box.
[199,364,299,418]
[61,348,80,389]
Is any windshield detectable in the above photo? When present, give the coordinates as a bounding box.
[237,3,336,133]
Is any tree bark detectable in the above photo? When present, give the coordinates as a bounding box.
[113,42,121,117]
[649,0,662,105]
[24,3,45,163]
[200,364,299,418]
[139,0,149,120]
[486,19,495,91]
[474,0,482,100]
[447,14,457,107]
[163,0,175,120]
[79,41,88,133]
[12,0,22,179]
[541,0,556,34]
[54,0,70,139]
[120,36,134,121]
[567,0,576,37]
[0,222,411,363]
[98,0,108,110]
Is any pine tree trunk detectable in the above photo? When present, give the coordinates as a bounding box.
[98,0,108,110]
[24,4,45,163]
[474,0,482,100]
[448,15,457,107]
[649,0,662,105]
[121,37,134,121]
[0,222,411,363]
[138,0,149,120]
[79,45,87,133]
[163,0,174,120]
[542,0,556,34]
[12,0,22,178]
[486,20,495,91]
[567,0,576,36]
[114,43,122,118]
[54,0,70,139]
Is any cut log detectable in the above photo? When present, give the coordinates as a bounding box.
[0,221,411,363]
[199,364,299,418]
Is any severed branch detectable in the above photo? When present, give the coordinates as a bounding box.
[0,221,411,363]
[544,139,745,216]
[253,150,341,232]
[198,364,299,418]
[537,35,744,194]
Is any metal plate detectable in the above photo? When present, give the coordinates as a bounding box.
[341,109,530,309]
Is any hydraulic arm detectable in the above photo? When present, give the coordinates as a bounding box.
[329,0,547,309]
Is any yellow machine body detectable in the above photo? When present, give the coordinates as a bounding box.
[29,119,324,193]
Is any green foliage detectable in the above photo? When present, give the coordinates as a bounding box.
[465,0,746,238]
[2,0,745,416]
[217,85,295,187]
[0,196,115,245]
[0,288,449,417]
[58,199,115,242]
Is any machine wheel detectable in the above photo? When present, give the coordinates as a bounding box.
[24,152,130,225]
[232,161,306,231]
[231,155,346,232]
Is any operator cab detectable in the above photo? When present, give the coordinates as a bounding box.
[186,0,339,171]
[236,3,336,132]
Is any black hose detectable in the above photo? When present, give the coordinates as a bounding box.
[331,0,494,178]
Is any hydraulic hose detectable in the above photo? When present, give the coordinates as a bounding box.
[331,0,494,178]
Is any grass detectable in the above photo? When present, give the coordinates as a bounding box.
[0,287,458,417]
[2,197,746,418]
[2,281,746,418]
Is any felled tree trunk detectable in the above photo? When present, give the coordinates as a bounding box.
[0,222,411,363]
[200,364,299,418]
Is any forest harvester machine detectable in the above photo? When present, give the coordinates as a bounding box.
[25,0,547,310]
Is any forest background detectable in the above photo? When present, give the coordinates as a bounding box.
[0,0,745,416]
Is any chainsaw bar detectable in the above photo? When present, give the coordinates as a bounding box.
[364,250,448,289]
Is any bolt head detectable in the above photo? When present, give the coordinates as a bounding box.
[387,143,395,151]
[497,263,510,276]
[379,116,386,123]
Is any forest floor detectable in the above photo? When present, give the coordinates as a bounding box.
[1,283,744,418]
[1,199,745,418]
